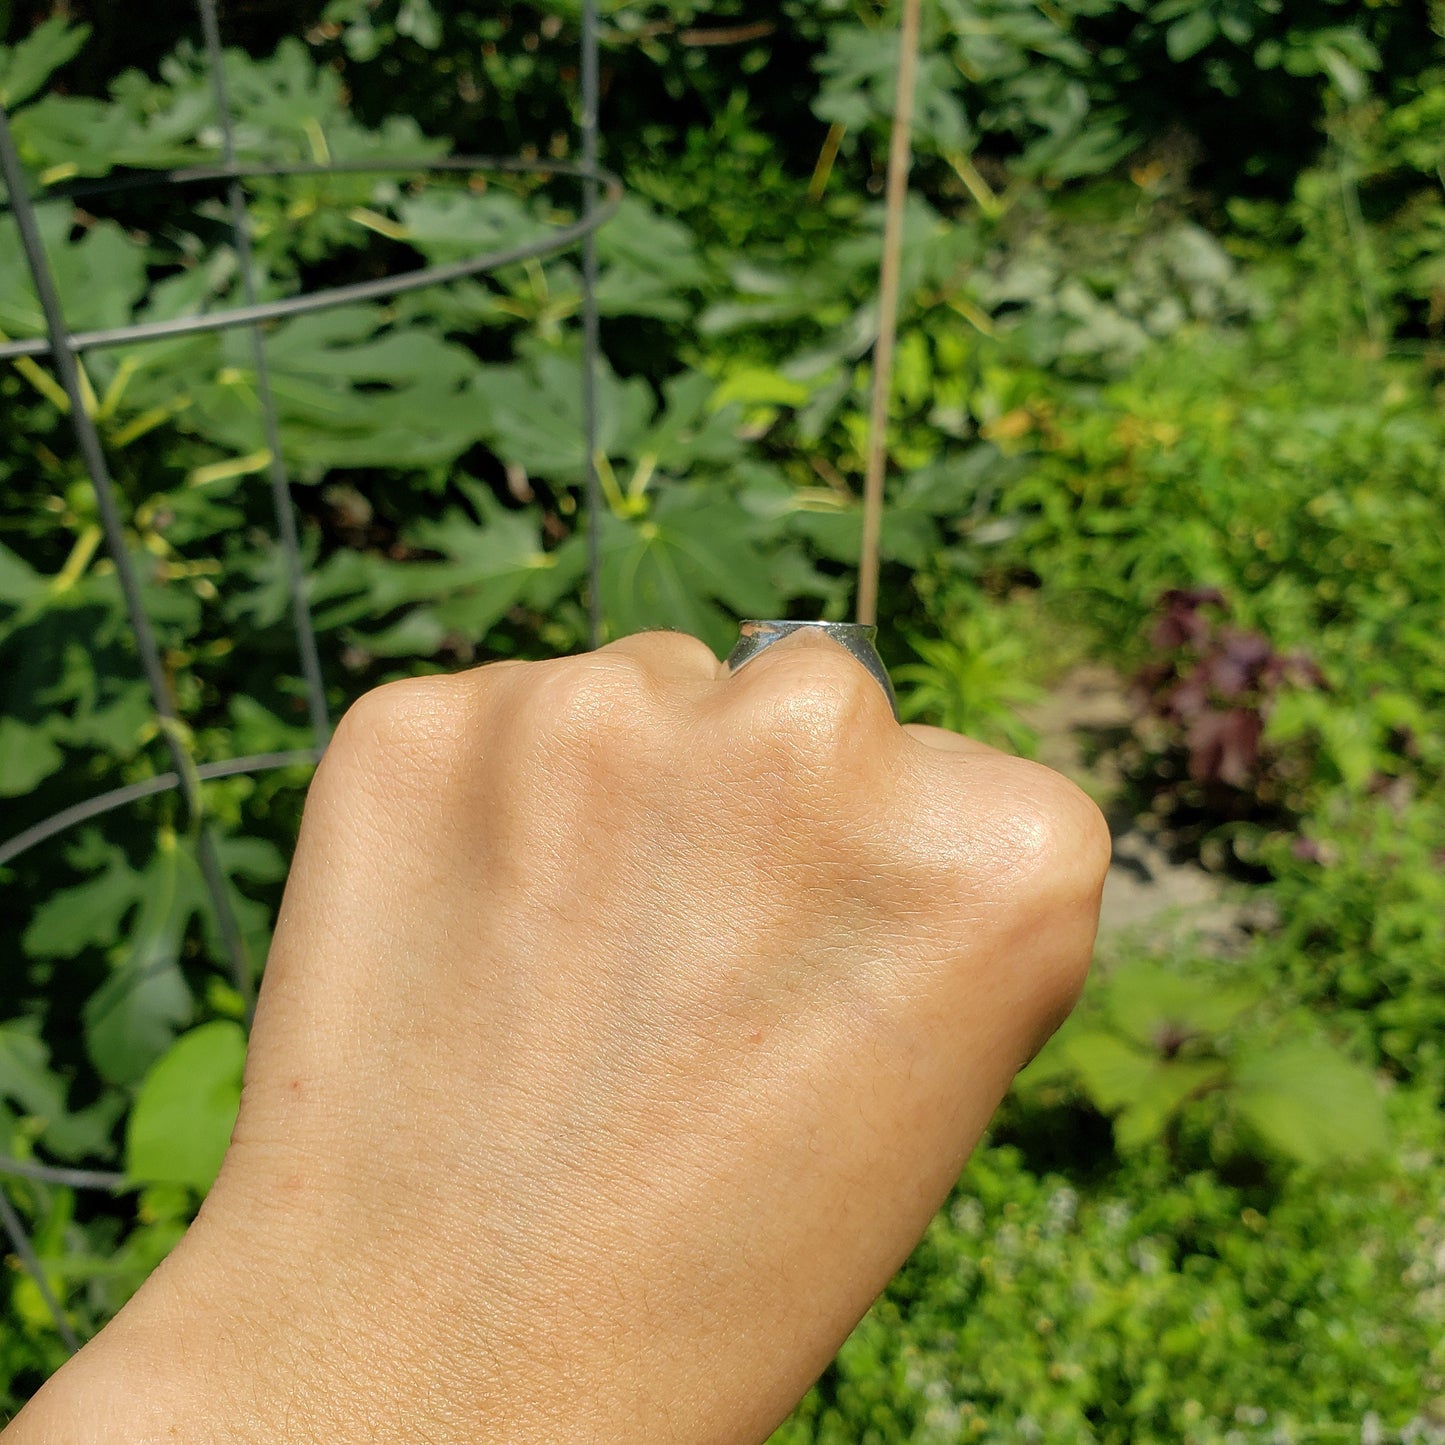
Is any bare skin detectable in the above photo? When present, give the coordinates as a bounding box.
[5,629,1110,1444]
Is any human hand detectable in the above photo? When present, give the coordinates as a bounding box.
[9,629,1109,1444]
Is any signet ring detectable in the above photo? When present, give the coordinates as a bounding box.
[725,620,899,720]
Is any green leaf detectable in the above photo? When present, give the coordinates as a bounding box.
[0,541,43,610]
[1053,1022,1228,1150]
[1102,962,1260,1048]
[0,18,89,110]
[1058,1028,1154,1112]
[0,716,63,796]
[1279,27,1380,103]
[814,27,972,154]
[78,842,194,1087]
[42,1093,127,1163]
[341,489,586,656]
[789,505,940,571]
[82,930,194,1089]
[631,372,746,472]
[472,341,654,483]
[24,831,269,1085]
[894,613,1042,751]
[0,1018,123,1160]
[0,208,148,340]
[0,1020,68,1128]
[1166,10,1217,62]
[2,598,154,761]
[126,1022,247,1191]
[600,490,782,655]
[23,838,150,959]
[592,197,709,322]
[1113,1059,1226,1151]
[1233,1041,1388,1168]
[396,189,544,264]
[395,0,443,49]
[186,306,488,472]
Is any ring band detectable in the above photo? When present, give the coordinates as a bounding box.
[726,620,899,719]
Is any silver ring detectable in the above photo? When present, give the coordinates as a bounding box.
[726,620,899,719]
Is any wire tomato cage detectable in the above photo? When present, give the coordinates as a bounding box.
[0,0,616,1353]
[0,0,923,1359]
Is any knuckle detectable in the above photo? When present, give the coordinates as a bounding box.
[737,649,891,759]
[993,760,1112,897]
[1045,773,1113,892]
[520,654,652,753]
[637,629,719,673]
[312,674,480,817]
[917,760,1109,1035]
[329,674,469,770]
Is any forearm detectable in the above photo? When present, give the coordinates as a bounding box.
[9,1197,834,1445]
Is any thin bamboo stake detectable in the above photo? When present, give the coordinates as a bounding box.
[857,0,923,627]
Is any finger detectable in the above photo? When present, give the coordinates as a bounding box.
[902,724,1007,759]
[594,629,727,684]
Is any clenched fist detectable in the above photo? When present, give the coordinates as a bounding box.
[9,629,1109,1445]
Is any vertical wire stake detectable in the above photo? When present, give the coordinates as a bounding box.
[0,103,255,1018]
[580,0,604,649]
[0,1183,80,1355]
[857,0,923,629]
[196,0,331,744]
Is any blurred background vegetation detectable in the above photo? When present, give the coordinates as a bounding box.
[1,0,1443,1438]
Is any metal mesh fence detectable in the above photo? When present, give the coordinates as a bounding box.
[0,0,919,1367]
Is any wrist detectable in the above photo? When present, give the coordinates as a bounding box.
[3,1180,405,1444]
[5,1206,290,1443]
[5,1167,611,1445]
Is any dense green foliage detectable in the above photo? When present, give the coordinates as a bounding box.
[1,0,1443,1433]
[777,1139,1445,1442]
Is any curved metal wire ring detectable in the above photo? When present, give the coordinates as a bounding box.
[0,750,323,871]
[0,0,619,1347]
[0,153,623,870]
[0,745,326,1202]
[0,155,625,360]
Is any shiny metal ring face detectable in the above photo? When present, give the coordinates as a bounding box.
[726,620,899,719]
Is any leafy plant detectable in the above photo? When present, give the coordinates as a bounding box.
[773,1139,1445,1443]
[1126,587,1325,822]
[894,592,1042,754]
[1019,958,1390,1170]
[126,1022,246,1191]
[1252,791,1445,1099]
[3,1,1445,1429]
